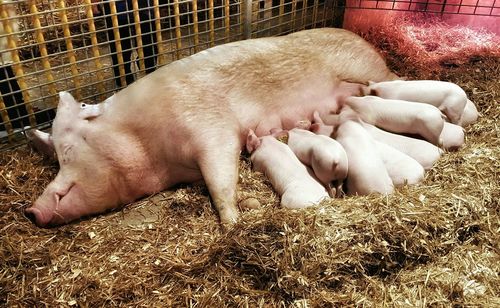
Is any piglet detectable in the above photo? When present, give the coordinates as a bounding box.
[460,99,479,127]
[321,110,394,196]
[364,80,470,125]
[440,122,465,151]
[374,140,424,186]
[246,129,329,209]
[284,128,348,196]
[343,95,445,145]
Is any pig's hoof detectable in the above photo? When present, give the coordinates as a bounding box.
[239,198,261,211]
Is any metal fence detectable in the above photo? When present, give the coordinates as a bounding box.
[341,0,500,16]
[0,0,499,149]
[0,0,340,148]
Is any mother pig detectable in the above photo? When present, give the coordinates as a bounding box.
[26,28,397,227]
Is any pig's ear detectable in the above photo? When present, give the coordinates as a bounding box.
[246,129,260,154]
[26,129,56,159]
[59,91,77,105]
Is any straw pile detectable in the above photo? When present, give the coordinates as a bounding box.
[1,25,499,306]
[360,14,500,79]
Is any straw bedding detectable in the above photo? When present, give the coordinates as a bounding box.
[1,21,499,306]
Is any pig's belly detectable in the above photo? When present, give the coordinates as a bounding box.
[238,84,353,137]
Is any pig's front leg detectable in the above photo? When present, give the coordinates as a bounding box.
[195,130,241,226]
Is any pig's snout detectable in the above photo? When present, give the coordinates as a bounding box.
[25,206,53,227]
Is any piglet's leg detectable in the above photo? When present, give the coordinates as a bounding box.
[197,133,241,227]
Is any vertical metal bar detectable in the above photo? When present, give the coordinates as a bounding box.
[312,0,319,27]
[173,0,183,59]
[0,4,36,127]
[301,0,307,29]
[278,0,285,34]
[152,0,165,66]
[291,0,298,30]
[57,0,82,99]
[109,1,127,87]
[29,0,57,106]
[0,97,13,142]
[208,0,215,46]
[131,0,146,73]
[244,0,253,39]
[83,0,106,101]
[225,0,231,42]
[192,0,200,52]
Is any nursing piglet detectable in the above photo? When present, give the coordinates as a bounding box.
[285,128,348,196]
[364,80,472,125]
[246,130,329,209]
[323,111,394,196]
[440,122,465,151]
[343,95,445,145]
[374,140,424,186]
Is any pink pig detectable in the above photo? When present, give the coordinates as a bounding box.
[246,129,329,209]
[284,128,348,196]
[364,80,470,125]
[321,111,394,196]
[439,122,465,151]
[362,123,443,170]
[374,140,425,186]
[343,95,445,145]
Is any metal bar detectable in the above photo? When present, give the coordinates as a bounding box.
[29,0,57,107]
[153,0,165,66]
[209,0,215,46]
[192,0,200,52]
[57,0,82,100]
[225,0,231,43]
[108,1,127,87]
[279,0,285,33]
[131,0,146,73]
[0,3,36,128]
[244,0,252,39]
[83,0,106,101]
[173,0,183,59]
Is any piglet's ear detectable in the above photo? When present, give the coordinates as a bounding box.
[246,129,260,154]
[59,91,77,106]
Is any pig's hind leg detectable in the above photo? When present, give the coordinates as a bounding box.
[195,130,241,227]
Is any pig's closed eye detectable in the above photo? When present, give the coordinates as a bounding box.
[62,145,74,164]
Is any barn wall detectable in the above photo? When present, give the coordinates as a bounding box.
[0,0,339,148]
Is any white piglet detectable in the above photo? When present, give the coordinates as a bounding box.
[285,128,349,196]
[364,80,472,125]
[246,130,329,209]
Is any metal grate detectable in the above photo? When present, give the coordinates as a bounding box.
[0,0,340,149]
[341,0,500,16]
[0,0,498,149]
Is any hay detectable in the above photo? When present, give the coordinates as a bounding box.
[1,29,500,306]
[359,14,500,79]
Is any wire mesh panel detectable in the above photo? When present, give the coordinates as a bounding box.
[342,0,500,16]
[0,0,341,149]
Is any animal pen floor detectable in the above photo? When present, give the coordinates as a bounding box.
[1,27,500,306]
